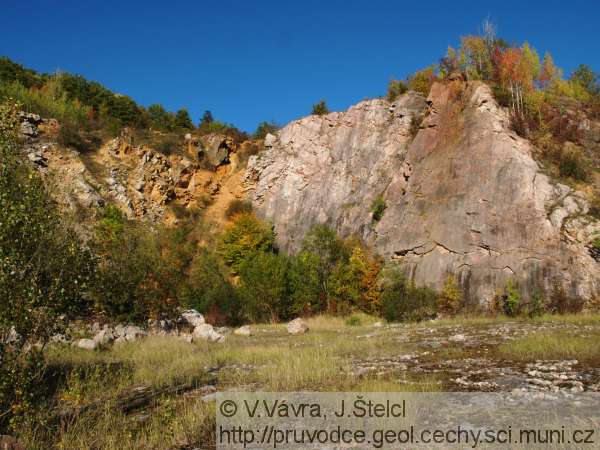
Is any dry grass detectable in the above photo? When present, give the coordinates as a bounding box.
[19,313,600,448]
[497,331,600,362]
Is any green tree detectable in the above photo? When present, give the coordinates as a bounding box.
[238,252,291,322]
[570,64,599,95]
[253,120,279,140]
[380,266,437,322]
[437,275,462,316]
[299,225,349,312]
[311,100,329,116]
[175,108,194,130]
[217,213,275,272]
[148,104,175,131]
[408,66,437,96]
[386,79,408,102]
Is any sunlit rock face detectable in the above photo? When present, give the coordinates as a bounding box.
[246,81,600,306]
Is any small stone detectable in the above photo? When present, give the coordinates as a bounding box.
[287,318,309,335]
[234,325,252,336]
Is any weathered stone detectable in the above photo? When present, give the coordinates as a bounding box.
[246,81,600,306]
[234,325,252,336]
[76,338,98,351]
[181,309,206,328]
[286,318,309,335]
[93,329,115,346]
[123,325,146,342]
[193,324,225,343]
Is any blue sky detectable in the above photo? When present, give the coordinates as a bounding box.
[1,0,599,131]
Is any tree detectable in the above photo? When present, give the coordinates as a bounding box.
[253,120,279,140]
[299,225,349,312]
[147,104,175,131]
[238,252,291,322]
[217,213,275,272]
[408,66,437,96]
[199,110,214,128]
[570,64,599,95]
[539,52,559,89]
[437,275,463,316]
[175,108,194,130]
[311,100,329,116]
[386,79,408,102]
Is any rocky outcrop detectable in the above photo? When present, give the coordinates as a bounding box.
[246,81,600,306]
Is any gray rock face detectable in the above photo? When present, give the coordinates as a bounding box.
[246,82,600,306]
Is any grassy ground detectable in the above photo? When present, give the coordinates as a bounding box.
[18,313,600,449]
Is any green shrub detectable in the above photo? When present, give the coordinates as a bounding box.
[238,252,291,322]
[217,213,275,272]
[225,199,253,220]
[503,279,520,317]
[311,100,329,116]
[345,315,362,326]
[0,99,94,431]
[370,196,386,222]
[558,145,589,181]
[253,121,279,140]
[387,79,408,102]
[437,275,462,316]
[381,267,437,322]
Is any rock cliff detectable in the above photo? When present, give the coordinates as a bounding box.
[246,80,600,306]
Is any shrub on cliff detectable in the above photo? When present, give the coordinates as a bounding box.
[311,100,330,116]
[224,199,253,220]
[387,79,408,102]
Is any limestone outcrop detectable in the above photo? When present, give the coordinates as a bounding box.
[246,81,600,306]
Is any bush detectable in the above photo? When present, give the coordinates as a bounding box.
[311,100,329,116]
[217,213,275,272]
[387,79,408,102]
[0,99,94,431]
[183,249,241,325]
[370,196,386,222]
[380,267,437,322]
[407,66,437,97]
[225,199,253,220]
[437,275,462,316]
[345,315,362,326]
[154,134,182,155]
[558,145,589,181]
[253,121,279,140]
[502,279,520,317]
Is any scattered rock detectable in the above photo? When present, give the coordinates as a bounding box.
[193,324,225,343]
[181,309,206,328]
[93,329,115,346]
[234,325,252,336]
[287,318,309,335]
[76,338,98,351]
[373,321,383,328]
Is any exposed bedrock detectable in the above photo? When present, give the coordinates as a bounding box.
[246,81,600,306]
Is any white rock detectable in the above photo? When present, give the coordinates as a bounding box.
[181,309,206,328]
[449,334,466,342]
[234,325,252,336]
[193,324,225,343]
[76,338,98,350]
[123,325,146,342]
[373,321,383,328]
[264,133,277,147]
[93,329,115,346]
[287,318,309,335]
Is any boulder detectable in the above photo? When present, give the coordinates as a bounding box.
[286,318,309,335]
[123,325,146,342]
[93,329,115,346]
[180,309,206,328]
[192,324,225,343]
[234,325,252,336]
[373,322,383,328]
[264,133,277,147]
[76,338,98,351]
